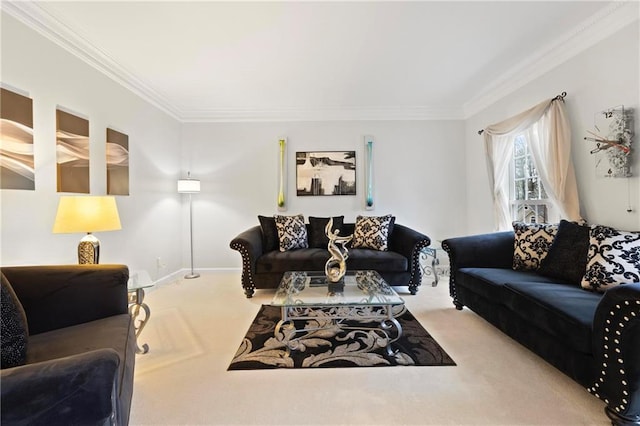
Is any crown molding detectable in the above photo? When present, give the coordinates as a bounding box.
[180,105,465,122]
[463,1,640,119]
[3,1,638,123]
[1,1,181,121]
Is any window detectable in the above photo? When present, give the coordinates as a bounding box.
[511,135,549,223]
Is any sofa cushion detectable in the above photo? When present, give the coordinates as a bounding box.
[256,249,329,273]
[512,222,558,271]
[458,267,562,302]
[352,214,395,251]
[346,249,407,272]
[581,225,640,292]
[502,281,602,354]
[539,220,590,285]
[258,215,279,252]
[1,273,28,369]
[308,216,344,249]
[275,214,309,251]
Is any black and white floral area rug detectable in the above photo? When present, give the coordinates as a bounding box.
[228,305,456,370]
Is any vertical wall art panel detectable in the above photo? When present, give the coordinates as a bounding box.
[277,137,287,211]
[106,128,129,195]
[56,109,90,193]
[0,87,35,190]
[364,136,374,210]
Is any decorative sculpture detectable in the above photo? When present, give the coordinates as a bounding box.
[324,217,353,283]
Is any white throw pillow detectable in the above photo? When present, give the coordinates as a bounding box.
[351,215,394,251]
[581,225,640,292]
[274,214,309,252]
[512,222,558,271]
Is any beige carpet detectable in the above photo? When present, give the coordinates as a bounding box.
[130,271,607,425]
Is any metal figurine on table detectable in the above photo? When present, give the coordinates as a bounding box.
[324,217,353,283]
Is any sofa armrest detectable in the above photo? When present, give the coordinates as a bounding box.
[590,282,640,425]
[1,349,120,426]
[1,265,129,335]
[230,225,264,298]
[442,231,514,269]
[388,224,431,294]
[442,232,514,308]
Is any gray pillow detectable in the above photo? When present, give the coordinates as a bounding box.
[1,273,28,368]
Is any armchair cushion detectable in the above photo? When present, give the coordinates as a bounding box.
[1,349,119,426]
[352,214,395,251]
[1,273,28,369]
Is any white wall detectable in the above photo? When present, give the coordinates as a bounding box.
[182,120,466,268]
[0,14,183,279]
[464,22,640,235]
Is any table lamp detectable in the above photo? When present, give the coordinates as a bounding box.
[53,195,122,264]
[178,172,200,279]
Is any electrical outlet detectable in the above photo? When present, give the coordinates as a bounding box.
[156,257,166,269]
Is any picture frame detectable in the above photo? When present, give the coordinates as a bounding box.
[296,151,356,196]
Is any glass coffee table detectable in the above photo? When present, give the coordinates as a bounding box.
[271,270,405,356]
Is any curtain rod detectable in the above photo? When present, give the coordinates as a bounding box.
[477,91,567,135]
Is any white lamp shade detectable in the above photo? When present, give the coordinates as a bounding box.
[177,179,201,193]
[53,196,122,234]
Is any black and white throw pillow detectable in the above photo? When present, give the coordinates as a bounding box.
[581,225,640,292]
[512,222,558,271]
[274,214,309,252]
[352,214,394,251]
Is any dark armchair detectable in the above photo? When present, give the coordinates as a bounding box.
[1,265,136,426]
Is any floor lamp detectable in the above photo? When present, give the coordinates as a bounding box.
[178,172,200,279]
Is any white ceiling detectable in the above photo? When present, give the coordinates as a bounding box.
[4,1,637,121]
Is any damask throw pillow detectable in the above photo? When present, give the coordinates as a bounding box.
[1,273,28,369]
[538,220,590,285]
[512,222,558,271]
[352,214,395,251]
[274,214,309,251]
[581,225,640,292]
[308,216,344,249]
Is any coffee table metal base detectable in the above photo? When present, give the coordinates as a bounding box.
[275,304,403,356]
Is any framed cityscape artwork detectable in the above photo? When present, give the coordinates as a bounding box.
[296,151,356,196]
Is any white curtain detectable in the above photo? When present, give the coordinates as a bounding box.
[482,97,583,230]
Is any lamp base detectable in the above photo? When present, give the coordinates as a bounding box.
[184,272,200,279]
[78,233,100,264]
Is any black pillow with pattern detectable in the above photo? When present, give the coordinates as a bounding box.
[1,273,28,369]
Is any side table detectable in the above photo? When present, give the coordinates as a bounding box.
[128,271,154,354]
[419,247,439,287]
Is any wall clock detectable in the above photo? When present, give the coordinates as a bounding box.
[585,105,633,178]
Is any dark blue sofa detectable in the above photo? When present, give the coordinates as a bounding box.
[443,231,640,426]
